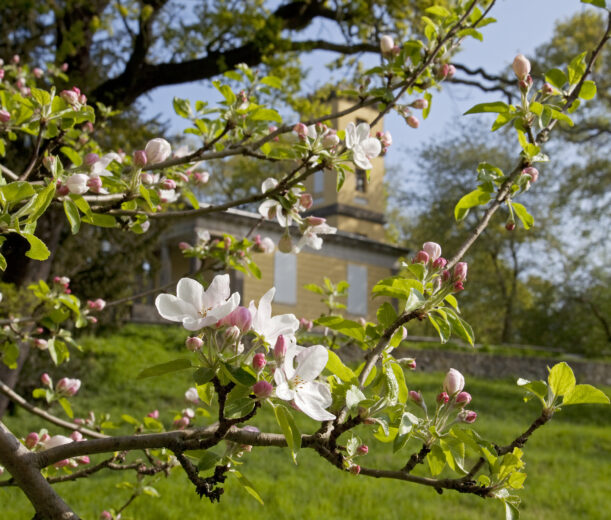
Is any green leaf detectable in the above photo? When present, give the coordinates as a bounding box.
[427,444,446,476]
[372,277,423,299]
[58,397,73,418]
[213,81,236,104]
[377,302,397,328]
[345,385,366,410]
[0,181,35,204]
[548,362,576,398]
[445,308,474,346]
[580,0,606,8]
[260,76,283,89]
[545,68,567,89]
[63,199,81,234]
[197,450,222,471]
[193,366,216,385]
[231,470,264,505]
[142,486,160,498]
[505,501,520,520]
[492,112,517,132]
[516,378,548,405]
[274,406,300,464]
[315,316,365,342]
[326,350,357,383]
[22,233,50,260]
[423,92,432,120]
[511,203,534,230]
[81,213,117,228]
[221,363,256,386]
[59,146,83,167]
[390,362,408,404]
[404,288,425,313]
[424,5,450,17]
[136,358,192,379]
[172,97,192,118]
[250,108,282,123]
[562,384,610,406]
[454,187,491,221]
[429,312,451,343]
[567,51,587,85]
[578,80,596,100]
[457,28,483,41]
[464,102,510,115]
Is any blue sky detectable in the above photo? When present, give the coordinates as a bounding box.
[141,0,587,152]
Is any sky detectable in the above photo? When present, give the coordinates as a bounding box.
[141,0,588,155]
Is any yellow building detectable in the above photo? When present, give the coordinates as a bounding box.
[133,101,408,323]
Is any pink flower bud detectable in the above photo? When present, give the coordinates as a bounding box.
[432,257,447,269]
[0,69,4,80]
[505,221,516,232]
[77,455,90,465]
[60,89,79,105]
[0,109,10,123]
[322,130,340,148]
[453,281,464,292]
[87,175,103,193]
[70,431,83,442]
[397,357,416,370]
[160,178,176,190]
[39,433,50,443]
[349,464,361,475]
[147,410,159,419]
[145,138,172,164]
[133,150,148,167]
[456,391,472,407]
[306,216,325,227]
[358,317,367,327]
[252,353,267,372]
[460,410,478,423]
[56,377,81,397]
[437,391,449,404]
[409,390,423,404]
[185,336,203,351]
[274,335,287,362]
[380,35,395,55]
[442,270,451,282]
[406,116,420,129]
[54,459,70,468]
[299,317,313,331]
[41,373,52,386]
[100,511,112,520]
[84,153,99,166]
[25,432,39,449]
[518,75,533,92]
[12,55,20,64]
[437,63,451,80]
[174,416,190,429]
[66,174,90,195]
[82,122,94,133]
[293,122,308,139]
[542,83,554,95]
[522,166,539,183]
[447,64,456,78]
[33,339,48,350]
[224,325,241,343]
[300,193,313,210]
[414,250,429,264]
[422,242,441,261]
[253,380,273,399]
[443,368,465,395]
[453,262,468,282]
[357,444,369,455]
[178,242,191,251]
[193,171,210,184]
[512,54,531,80]
[411,99,428,110]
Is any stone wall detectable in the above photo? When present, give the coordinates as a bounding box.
[397,348,611,386]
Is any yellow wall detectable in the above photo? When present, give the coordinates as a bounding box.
[243,251,391,322]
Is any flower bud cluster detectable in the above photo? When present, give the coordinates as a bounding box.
[56,377,81,397]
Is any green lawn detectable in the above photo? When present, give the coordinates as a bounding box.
[2,325,610,519]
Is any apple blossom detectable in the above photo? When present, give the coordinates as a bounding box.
[423,242,442,261]
[66,174,90,195]
[249,288,299,345]
[41,373,52,386]
[294,221,337,252]
[145,138,172,164]
[147,410,159,419]
[156,276,240,331]
[345,122,382,170]
[357,444,369,455]
[42,435,73,450]
[84,153,100,166]
[70,431,83,442]
[160,178,176,190]
[185,387,199,404]
[274,344,335,421]
[433,257,447,269]
[56,377,81,397]
[409,390,423,404]
[349,464,361,475]
[192,171,209,184]
[512,54,531,80]
[437,392,450,404]
[459,410,478,423]
[322,130,340,148]
[411,99,428,110]
[33,339,48,350]
[453,262,468,282]
[0,109,10,123]
[414,250,429,264]
[443,368,465,395]
[522,166,539,183]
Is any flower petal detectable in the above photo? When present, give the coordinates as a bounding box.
[264,314,300,344]
[206,292,240,323]
[345,122,356,148]
[353,150,372,170]
[176,278,205,311]
[355,122,371,143]
[258,199,277,220]
[201,274,231,308]
[252,288,275,333]
[275,382,295,401]
[361,137,382,158]
[155,294,197,323]
[294,382,335,421]
[261,177,278,192]
[295,345,328,381]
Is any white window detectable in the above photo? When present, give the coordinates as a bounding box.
[347,264,368,315]
[313,170,324,193]
[274,252,297,304]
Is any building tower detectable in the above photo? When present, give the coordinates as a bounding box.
[304,97,386,240]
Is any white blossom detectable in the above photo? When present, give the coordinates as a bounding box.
[345,122,382,170]
[249,288,299,345]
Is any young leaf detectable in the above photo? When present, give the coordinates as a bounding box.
[562,384,610,406]
[58,397,73,418]
[511,203,534,230]
[326,350,357,383]
[454,188,491,221]
[231,470,264,505]
[548,362,576,398]
[63,199,81,234]
[22,233,50,260]
[464,101,510,115]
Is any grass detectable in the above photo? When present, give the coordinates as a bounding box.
[2,324,610,520]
